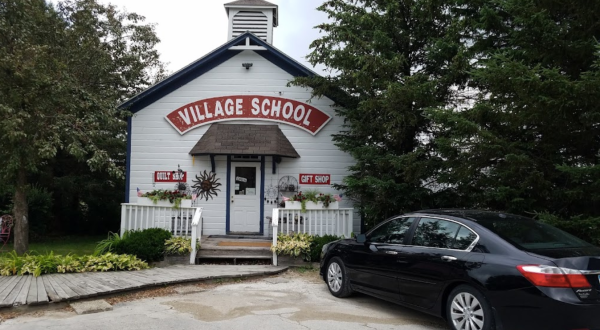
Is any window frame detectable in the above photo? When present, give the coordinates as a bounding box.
[406,216,480,252]
[366,216,419,245]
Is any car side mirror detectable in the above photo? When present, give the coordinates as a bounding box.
[356,234,367,244]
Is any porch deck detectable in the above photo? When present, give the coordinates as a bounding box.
[0,265,287,309]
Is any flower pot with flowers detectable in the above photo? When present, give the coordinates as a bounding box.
[285,189,339,213]
[138,189,192,209]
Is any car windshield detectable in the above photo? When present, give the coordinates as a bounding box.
[477,218,593,250]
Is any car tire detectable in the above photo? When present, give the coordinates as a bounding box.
[447,285,494,330]
[326,256,353,298]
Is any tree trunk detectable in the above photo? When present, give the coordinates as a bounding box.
[13,168,28,254]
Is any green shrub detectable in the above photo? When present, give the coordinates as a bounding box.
[538,213,600,246]
[0,251,148,276]
[113,228,172,262]
[165,237,200,255]
[271,233,343,262]
[309,235,343,262]
[271,233,313,260]
[95,231,130,255]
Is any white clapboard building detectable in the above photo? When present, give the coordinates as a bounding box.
[120,0,358,239]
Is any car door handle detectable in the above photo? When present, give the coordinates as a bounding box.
[385,251,398,255]
[441,256,457,261]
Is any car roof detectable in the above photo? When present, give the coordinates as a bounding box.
[410,209,533,223]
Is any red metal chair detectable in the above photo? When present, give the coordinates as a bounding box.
[0,215,14,252]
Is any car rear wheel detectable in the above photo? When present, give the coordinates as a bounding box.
[326,257,353,298]
[447,285,494,330]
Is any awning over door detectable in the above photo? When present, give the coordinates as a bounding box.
[189,124,299,172]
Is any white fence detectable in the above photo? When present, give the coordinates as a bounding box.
[271,208,354,266]
[120,204,203,264]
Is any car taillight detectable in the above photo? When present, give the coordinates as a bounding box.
[517,265,591,288]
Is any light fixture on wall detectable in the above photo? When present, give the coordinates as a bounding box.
[242,63,253,70]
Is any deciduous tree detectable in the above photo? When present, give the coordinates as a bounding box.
[0,0,166,253]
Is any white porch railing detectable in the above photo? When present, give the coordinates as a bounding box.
[120,204,200,237]
[271,208,354,266]
[190,207,203,264]
[120,204,204,265]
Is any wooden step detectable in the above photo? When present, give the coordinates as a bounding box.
[197,249,272,257]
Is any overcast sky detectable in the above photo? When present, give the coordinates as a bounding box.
[93,0,329,74]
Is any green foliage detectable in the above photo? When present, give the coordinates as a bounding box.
[271,233,313,260]
[26,185,53,237]
[291,0,470,228]
[425,0,600,218]
[113,228,172,262]
[164,237,200,255]
[538,213,600,246]
[289,190,335,213]
[0,0,166,252]
[94,231,130,256]
[272,233,343,262]
[0,251,148,277]
[294,0,600,227]
[142,190,191,209]
[309,235,343,262]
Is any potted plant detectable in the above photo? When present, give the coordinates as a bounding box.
[137,189,192,209]
[285,189,339,213]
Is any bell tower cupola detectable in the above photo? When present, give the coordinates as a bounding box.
[224,0,278,44]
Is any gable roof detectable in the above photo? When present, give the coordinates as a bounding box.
[120,32,317,113]
[189,124,300,158]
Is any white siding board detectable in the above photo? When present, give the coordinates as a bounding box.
[129,50,358,236]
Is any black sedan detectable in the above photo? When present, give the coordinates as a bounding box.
[319,209,600,330]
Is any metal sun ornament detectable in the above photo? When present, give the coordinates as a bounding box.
[192,170,222,201]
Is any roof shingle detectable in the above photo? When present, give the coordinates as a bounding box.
[189,124,300,158]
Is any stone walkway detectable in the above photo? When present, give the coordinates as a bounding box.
[0,265,287,308]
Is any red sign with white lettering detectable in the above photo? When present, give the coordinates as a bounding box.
[299,174,331,185]
[154,171,187,183]
[165,95,332,135]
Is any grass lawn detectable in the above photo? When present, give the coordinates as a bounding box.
[1,235,104,256]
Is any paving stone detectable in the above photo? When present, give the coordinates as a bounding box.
[263,277,290,284]
[70,299,113,315]
[173,285,206,294]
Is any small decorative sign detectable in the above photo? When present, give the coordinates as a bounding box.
[236,176,248,183]
[299,174,331,185]
[165,95,332,135]
[154,171,187,183]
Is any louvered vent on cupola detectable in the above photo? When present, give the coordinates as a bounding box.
[225,0,278,45]
[232,11,268,41]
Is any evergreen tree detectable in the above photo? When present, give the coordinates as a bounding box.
[293,0,469,228]
[428,0,600,218]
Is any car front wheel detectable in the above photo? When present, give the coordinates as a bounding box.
[447,285,494,330]
[326,256,353,298]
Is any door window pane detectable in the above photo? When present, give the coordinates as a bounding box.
[412,218,461,249]
[368,217,416,244]
[234,167,256,195]
[451,226,478,250]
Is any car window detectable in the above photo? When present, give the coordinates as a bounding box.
[451,226,478,250]
[477,218,593,250]
[368,217,416,244]
[411,218,461,249]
